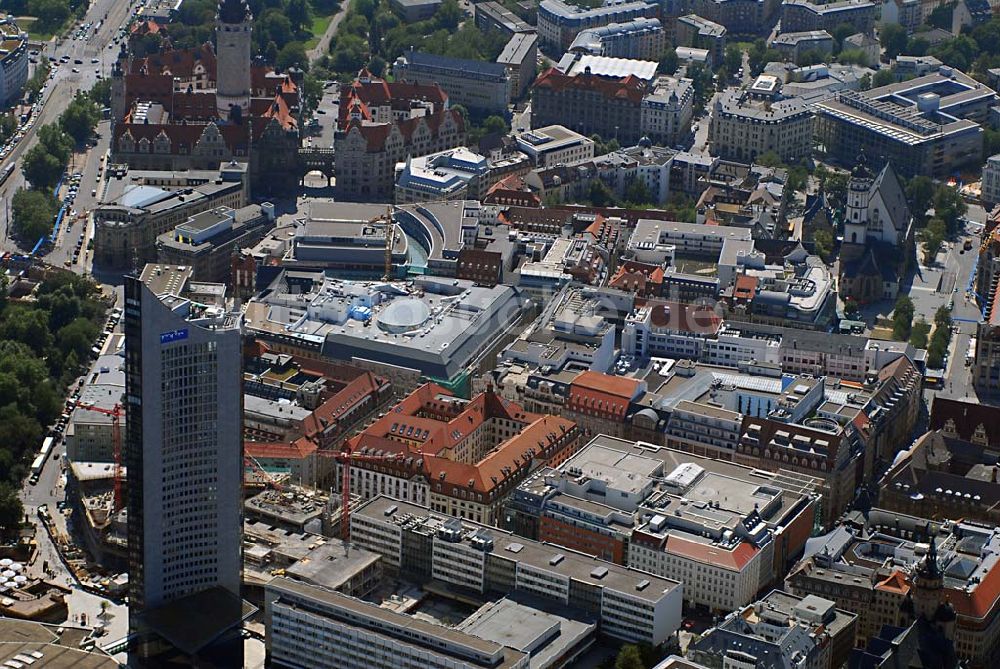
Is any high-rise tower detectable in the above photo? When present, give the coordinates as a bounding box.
[216,0,253,119]
[124,264,245,666]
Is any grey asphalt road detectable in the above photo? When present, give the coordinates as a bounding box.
[0,0,136,254]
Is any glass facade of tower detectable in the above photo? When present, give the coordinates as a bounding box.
[124,267,244,665]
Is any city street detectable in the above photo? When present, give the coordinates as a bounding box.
[7,0,141,660]
[0,0,137,255]
[45,120,112,272]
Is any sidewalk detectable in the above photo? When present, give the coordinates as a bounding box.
[307,0,354,65]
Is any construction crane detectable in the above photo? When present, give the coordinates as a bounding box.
[320,446,425,541]
[243,452,284,491]
[367,206,395,280]
[74,401,124,512]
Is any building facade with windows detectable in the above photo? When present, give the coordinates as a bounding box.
[350,495,684,646]
[124,263,244,664]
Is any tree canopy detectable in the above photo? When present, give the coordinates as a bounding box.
[0,273,108,535]
[10,189,59,243]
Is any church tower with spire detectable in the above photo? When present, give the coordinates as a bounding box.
[844,151,874,246]
[902,527,958,642]
[216,0,253,119]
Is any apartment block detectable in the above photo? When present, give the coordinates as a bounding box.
[689,0,782,35]
[780,0,878,33]
[709,75,814,164]
[537,0,659,50]
[982,154,1000,206]
[770,30,834,63]
[568,17,666,60]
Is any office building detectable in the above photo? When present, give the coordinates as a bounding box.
[94,162,249,268]
[0,18,28,108]
[689,0,782,35]
[351,495,684,645]
[531,68,649,144]
[709,75,814,164]
[813,67,997,177]
[65,353,125,463]
[627,218,753,264]
[879,417,1000,526]
[501,286,619,374]
[475,1,535,37]
[124,264,245,664]
[265,577,600,669]
[537,0,659,50]
[674,15,727,68]
[155,203,274,283]
[507,436,818,612]
[568,17,666,60]
[393,49,512,114]
[516,125,595,167]
[780,0,878,33]
[340,383,581,524]
[266,578,529,669]
[497,32,538,100]
[394,148,491,204]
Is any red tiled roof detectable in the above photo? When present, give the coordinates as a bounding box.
[665,535,759,571]
[245,438,317,460]
[131,42,215,79]
[733,275,758,301]
[342,109,463,152]
[131,20,163,35]
[338,75,449,126]
[609,260,664,293]
[114,121,252,154]
[876,570,910,595]
[942,555,1000,619]
[259,93,297,129]
[302,371,384,438]
[568,372,641,419]
[532,68,645,105]
[343,383,578,496]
